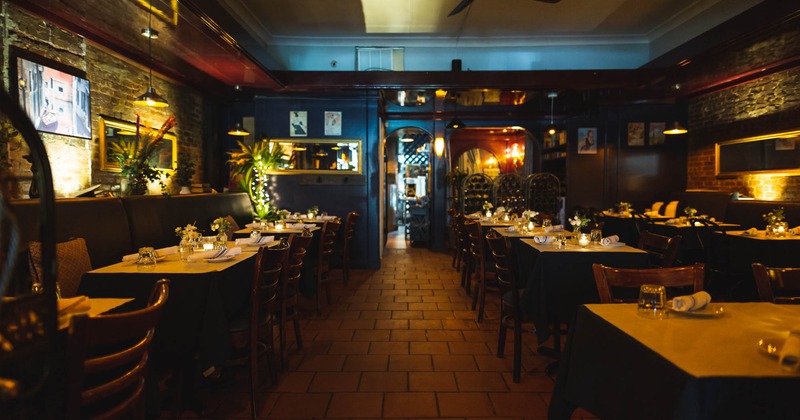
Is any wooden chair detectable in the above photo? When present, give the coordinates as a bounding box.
[447,208,459,268]
[316,219,342,314]
[455,214,472,278]
[752,263,800,304]
[29,237,92,297]
[465,219,495,323]
[592,263,705,303]
[341,211,360,286]
[637,230,682,268]
[65,278,170,419]
[485,229,526,383]
[279,233,313,366]
[227,243,289,418]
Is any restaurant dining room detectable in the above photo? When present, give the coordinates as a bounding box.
[2,0,800,418]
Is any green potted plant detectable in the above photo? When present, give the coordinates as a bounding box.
[110,113,176,196]
[173,151,196,194]
[227,137,286,219]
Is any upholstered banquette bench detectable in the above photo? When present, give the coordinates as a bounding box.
[11,193,253,268]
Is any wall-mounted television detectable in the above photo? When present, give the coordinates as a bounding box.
[11,49,91,139]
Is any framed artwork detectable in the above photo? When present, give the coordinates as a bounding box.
[324,111,342,136]
[289,111,307,137]
[628,122,645,146]
[649,122,666,145]
[577,127,597,154]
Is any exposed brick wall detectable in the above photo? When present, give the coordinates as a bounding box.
[686,22,800,201]
[1,2,203,197]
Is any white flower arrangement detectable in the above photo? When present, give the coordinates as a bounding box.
[211,217,231,233]
[522,210,539,220]
[495,206,506,214]
[175,223,201,240]
[482,201,493,211]
[569,213,590,228]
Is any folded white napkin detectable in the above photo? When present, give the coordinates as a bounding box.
[58,295,91,314]
[235,235,275,246]
[790,226,800,235]
[741,227,759,235]
[601,235,620,246]
[188,247,242,262]
[544,224,563,232]
[665,218,680,225]
[287,223,314,229]
[122,246,178,262]
[320,215,336,220]
[533,235,555,244]
[779,327,800,371]
[671,291,711,312]
[506,226,517,232]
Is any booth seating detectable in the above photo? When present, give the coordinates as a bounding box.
[11,193,253,269]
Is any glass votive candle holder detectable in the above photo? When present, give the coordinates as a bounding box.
[202,236,216,250]
[527,221,535,231]
[590,229,602,245]
[275,221,284,230]
[486,210,492,218]
[307,212,315,219]
[503,213,510,222]
[578,233,590,248]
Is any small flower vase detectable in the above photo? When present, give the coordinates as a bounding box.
[572,226,581,243]
[214,231,228,250]
[179,237,194,262]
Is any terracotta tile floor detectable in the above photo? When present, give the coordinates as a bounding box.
[165,229,598,419]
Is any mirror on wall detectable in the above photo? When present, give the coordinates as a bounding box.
[99,115,176,172]
[267,139,362,175]
[716,130,800,176]
[456,148,500,177]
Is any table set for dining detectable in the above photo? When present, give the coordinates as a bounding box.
[549,302,800,420]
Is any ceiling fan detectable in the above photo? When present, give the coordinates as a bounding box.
[448,0,561,17]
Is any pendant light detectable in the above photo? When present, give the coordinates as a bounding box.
[546,92,558,135]
[133,0,169,108]
[664,121,688,135]
[227,122,250,136]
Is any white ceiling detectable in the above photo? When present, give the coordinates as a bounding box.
[214,0,765,71]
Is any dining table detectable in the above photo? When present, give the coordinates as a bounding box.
[78,244,258,379]
[517,238,649,344]
[600,211,669,245]
[549,302,800,420]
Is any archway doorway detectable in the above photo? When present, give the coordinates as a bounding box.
[384,126,433,246]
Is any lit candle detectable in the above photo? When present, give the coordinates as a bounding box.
[307,212,315,219]
[486,210,492,218]
[527,221,535,231]
[503,214,510,221]
[275,221,284,230]
[579,234,590,248]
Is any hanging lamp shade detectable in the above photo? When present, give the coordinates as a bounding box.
[132,86,169,107]
[546,124,557,136]
[546,92,558,135]
[400,136,414,142]
[446,118,465,129]
[133,0,168,108]
[227,122,250,136]
[664,121,688,135]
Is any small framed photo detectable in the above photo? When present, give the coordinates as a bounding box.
[577,127,597,154]
[776,138,795,150]
[649,122,666,145]
[324,111,342,136]
[628,122,645,146]
[290,111,307,137]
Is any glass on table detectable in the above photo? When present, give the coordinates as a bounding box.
[590,229,602,245]
[137,247,157,272]
[554,231,567,248]
[542,218,553,230]
[638,284,667,319]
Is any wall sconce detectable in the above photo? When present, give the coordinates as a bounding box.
[446,118,465,129]
[228,122,249,136]
[434,137,445,157]
[664,121,688,135]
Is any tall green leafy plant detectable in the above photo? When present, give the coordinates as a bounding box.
[110,113,176,195]
[228,138,285,219]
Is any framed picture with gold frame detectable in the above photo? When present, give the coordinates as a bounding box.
[266,138,362,175]
[99,115,177,172]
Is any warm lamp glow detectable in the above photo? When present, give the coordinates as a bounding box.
[664,121,688,135]
[434,137,445,156]
[228,122,249,136]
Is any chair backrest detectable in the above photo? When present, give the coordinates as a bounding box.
[464,219,484,261]
[637,231,682,268]
[485,230,517,291]
[318,219,341,266]
[29,237,92,298]
[343,212,360,248]
[592,263,705,303]
[687,217,728,267]
[251,244,290,331]
[286,233,312,293]
[631,210,654,236]
[752,263,800,304]
[65,278,170,419]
